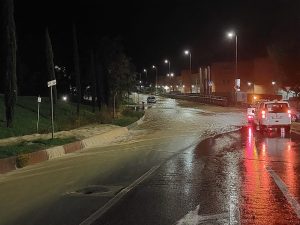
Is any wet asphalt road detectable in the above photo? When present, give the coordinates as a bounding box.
[2,96,299,225]
[93,127,300,225]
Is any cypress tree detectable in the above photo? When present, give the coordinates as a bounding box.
[73,24,81,116]
[1,0,17,128]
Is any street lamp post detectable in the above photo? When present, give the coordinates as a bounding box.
[184,50,192,74]
[248,81,254,102]
[143,68,147,88]
[272,81,276,94]
[164,59,170,75]
[152,65,158,95]
[227,31,238,104]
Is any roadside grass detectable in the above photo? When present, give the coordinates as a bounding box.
[0,95,96,139]
[0,95,144,139]
[0,137,78,159]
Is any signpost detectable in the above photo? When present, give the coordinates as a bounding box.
[47,79,56,139]
[37,96,41,133]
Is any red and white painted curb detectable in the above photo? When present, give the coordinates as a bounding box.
[0,127,129,174]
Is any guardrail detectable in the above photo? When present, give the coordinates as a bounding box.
[165,93,229,106]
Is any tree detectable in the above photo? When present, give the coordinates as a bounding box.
[45,28,57,104]
[73,24,81,116]
[107,52,134,118]
[1,0,17,128]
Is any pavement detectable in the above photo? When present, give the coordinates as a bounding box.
[0,117,144,174]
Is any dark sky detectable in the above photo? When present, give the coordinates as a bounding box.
[14,0,300,77]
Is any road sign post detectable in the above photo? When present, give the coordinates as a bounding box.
[37,96,41,133]
[47,79,56,139]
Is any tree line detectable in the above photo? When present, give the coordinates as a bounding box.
[0,0,137,128]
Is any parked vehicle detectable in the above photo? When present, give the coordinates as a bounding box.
[247,106,255,123]
[147,96,156,104]
[253,100,291,132]
[290,107,300,122]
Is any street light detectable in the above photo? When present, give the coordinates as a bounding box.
[227,31,238,103]
[184,50,192,73]
[227,31,238,80]
[164,59,170,75]
[248,81,254,99]
[272,81,276,94]
[143,69,147,87]
[152,65,158,94]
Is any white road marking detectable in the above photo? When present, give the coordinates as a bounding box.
[174,205,228,225]
[79,165,160,225]
[266,167,300,218]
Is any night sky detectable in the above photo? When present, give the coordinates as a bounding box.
[14,0,300,77]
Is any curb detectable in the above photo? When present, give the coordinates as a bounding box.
[0,127,129,175]
[127,114,145,130]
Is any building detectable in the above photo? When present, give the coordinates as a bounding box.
[158,57,286,101]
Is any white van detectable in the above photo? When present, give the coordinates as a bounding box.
[254,100,291,132]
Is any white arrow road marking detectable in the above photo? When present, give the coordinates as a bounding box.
[174,205,229,225]
[266,167,300,218]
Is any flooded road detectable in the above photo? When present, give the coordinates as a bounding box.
[93,126,300,225]
[3,95,297,225]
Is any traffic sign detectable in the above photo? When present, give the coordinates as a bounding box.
[47,79,57,87]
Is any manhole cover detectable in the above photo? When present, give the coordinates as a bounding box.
[66,185,123,197]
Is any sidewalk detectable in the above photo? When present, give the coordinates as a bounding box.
[0,122,138,174]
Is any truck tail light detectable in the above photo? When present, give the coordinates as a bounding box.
[288,110,291,118]
[262,110,265,119]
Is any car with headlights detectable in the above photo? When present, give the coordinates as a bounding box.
[147,96,156,104]
[254,100,291,132]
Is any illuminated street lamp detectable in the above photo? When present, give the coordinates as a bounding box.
[152,65,158,94]
[227,31,238,103]
[248,81,254,96]
[272,81,276,94]
[227,31,238,80]
[184,50,192,73]
[164,59,170,75]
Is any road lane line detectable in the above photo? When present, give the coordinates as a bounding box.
[79,165,160,225]
[266,167,300,218]
[174,205,228,225]
[80,129,243,225]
